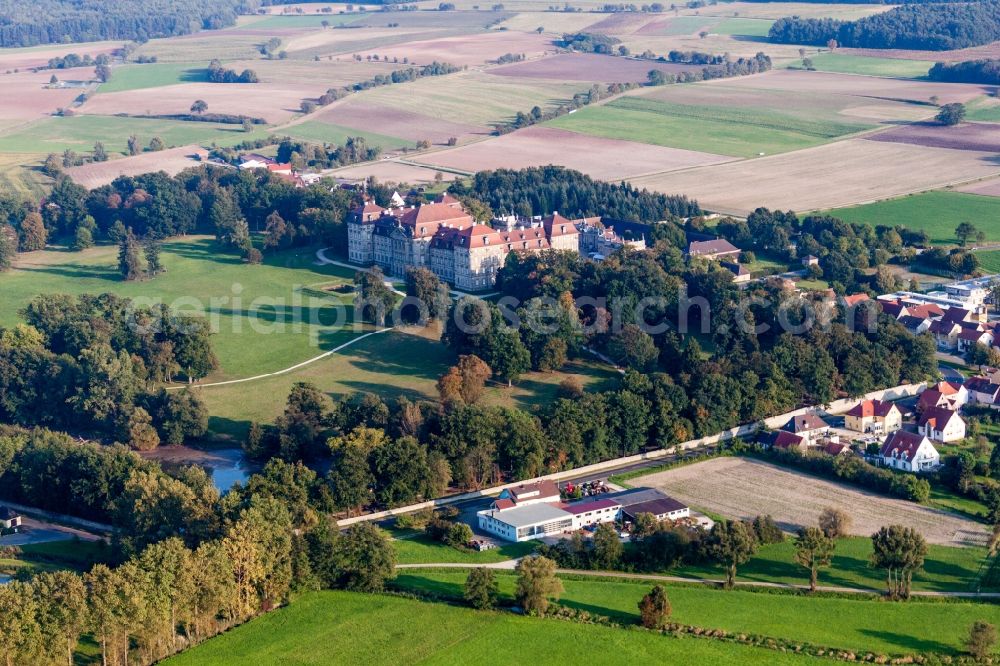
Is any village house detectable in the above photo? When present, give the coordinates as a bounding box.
[966,376,1000,406]
[958,328,995,355]
[496,480,561,507]
[844,399,903,435]
[917,406,966,443]
[763,429,807,452]
[879,430,940,473]
[686,238,741,261]
[721,261,752,285]
[780,412,830,444]
[0,506,22,531]
[918,381,968,413]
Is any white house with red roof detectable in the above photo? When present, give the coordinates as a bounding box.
[918,406,966,443]
[879,431,940,473]
[966,377,1000,406]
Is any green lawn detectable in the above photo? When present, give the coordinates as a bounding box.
[790,53,934,79]
[197,325,620,441]
[282,120,413,151]
[2,237,362,382]
[713,18,774,38]
[822,191,1000,245]
[392,570,1000,656]
[393,533,538,565]
[657,16,721,36]
[966,97,1000,122]
[547,97,872,157]
[0,115,270,158]
[164,591,818,665]
[98,63,211,93]
[673,536,991,594]
[0,539,110,577]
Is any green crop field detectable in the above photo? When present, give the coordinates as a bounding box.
[0,116,269,158]
[656,16,720,36]
[790,53,934,79]
[164,591,817,665]
[547,97,872,157]
[713,18,774,38]
[98,63,211,93]
[822,190,1000,245]
[283,120,413,150]
[242,13,368,29]
[672,536,990,594]
[967,97,1000,122]
[392,570,1000,656]
[2,237,363,382]
[976,250,1000,273]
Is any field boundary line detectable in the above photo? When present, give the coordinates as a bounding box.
[395,563,1000,598]
[166,327,394,390]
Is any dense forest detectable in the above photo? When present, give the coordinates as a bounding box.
[928,58,1000,83]
[451,166,700,229]
[0,0,255,47]
[769,2,1000,50]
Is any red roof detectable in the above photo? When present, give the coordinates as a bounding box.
[824,442,850,456]
[493,498,515,510]
[842,294,870,307]
[771,430,805,450]
[937,381,962,395]
[942,308,973,324]
[907,303,944,319]
[918,406,961,430]
[542,212,579,238]
[846,399,897,419]
[880,430,930,462]
[917,389,947,412]
[879,301,907,319]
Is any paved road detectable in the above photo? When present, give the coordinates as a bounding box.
[937,361,966,383]
[396,562,1000,599]
[0,517,102,546]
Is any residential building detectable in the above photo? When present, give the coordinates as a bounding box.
[781,412,830,444]
[0,506,21,530]
[898,315,931,335]
[606,488,691,522]
[958,328,995,354]
[721,261,752,284]
[686,238,741,261]
[918,406,966,443]
[496,480,561,507]
[879,431,940,473]
[801,255,819,267]
[763,430,807,452]
[348,199,580,290]
[844,399,902,435]
[966,377,1000,406]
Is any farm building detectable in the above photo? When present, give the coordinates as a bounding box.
[477,503,573,542]
[686,238,741,261]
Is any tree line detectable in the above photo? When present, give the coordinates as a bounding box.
[769,2,1000,50]
[0,435,401,665]
[0,0,251,47]
[0,163,358,262]
[928,58,1000,84]
[450,166,700,225]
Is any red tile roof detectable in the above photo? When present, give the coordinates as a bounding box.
[880,430,930,462]
[846,399,898,419]
[918,406,961,430]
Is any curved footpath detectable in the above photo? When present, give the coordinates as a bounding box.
[396,561,1000,598]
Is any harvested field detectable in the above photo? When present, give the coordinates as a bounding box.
[0,42,119,72]
[0,71,91,129]
[327,160,458,184]
[957,176,1000,198]
[282,120,412,150]
[636,16,720,36]
[634,457,989,547]
[489,53,705,83]
[224,58,397,86]
[498,12,606,34]
[312,100,486,143]
[632,138,1000,215]
[64,145,205,189]
[842,42,1000,63]
[692,1,891,21]
[866,122,1000,153]
[0,153,52,198]
[132,33,273,63]
[715,69,990,105]
[347,30,556,66]
[346,70,585,127]
[79,82,319,124]
[280,27,446,57]
[411,126,734,179]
